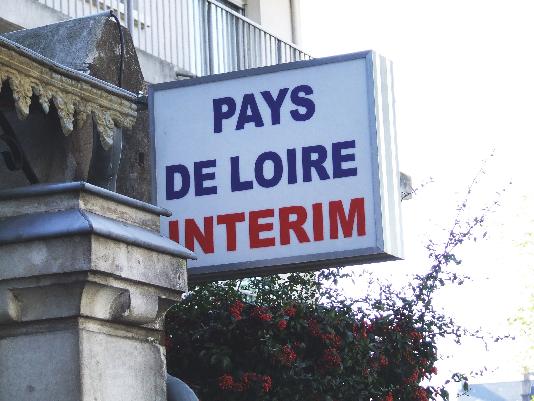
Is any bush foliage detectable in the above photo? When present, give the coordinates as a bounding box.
[165,179,495,401]
[166,271,445,401]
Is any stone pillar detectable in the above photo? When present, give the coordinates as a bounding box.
[0,182,195,401]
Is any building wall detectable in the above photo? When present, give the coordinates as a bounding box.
[0,0,303,83]
[260,0,293,43]
[0,0,176,84]
[457,380,534,401]
[246,0,294,44]
[0,0,67,33]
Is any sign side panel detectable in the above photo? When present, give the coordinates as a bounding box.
[365,53,386,255]
[372,53,404,259]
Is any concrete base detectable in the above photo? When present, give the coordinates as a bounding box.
[0,182,194,401]
[1,320,166,401]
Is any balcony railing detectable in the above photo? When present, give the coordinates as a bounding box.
[36,0,312,77]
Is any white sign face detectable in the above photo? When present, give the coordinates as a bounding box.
[150,51,403,281]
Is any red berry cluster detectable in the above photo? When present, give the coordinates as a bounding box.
[308,320,343,348]
[404,369,419,384]
[307,319,321,336]
[409,330,423,342]
[251,306,272,322]
[283,305,297,317]
[353,320,373,339]
[414,386,429,401]
[277,319,288,330]
[217,372,272,394]
[278,344,297,366]
[383,391,394,401]
[378,355,389,368]
[321,333,342,348]
[218,374,234,390]
[320,347,342,370]
[229,300,244,320]
[261,375,272,393]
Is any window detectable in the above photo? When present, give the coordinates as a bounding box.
[215,0,244,15]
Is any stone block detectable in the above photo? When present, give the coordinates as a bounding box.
[0,182,195,400]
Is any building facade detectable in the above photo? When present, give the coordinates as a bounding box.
[0,0,310,83]
[457,373,534,401]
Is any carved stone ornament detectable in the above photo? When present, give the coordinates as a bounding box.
[0,40,138,150]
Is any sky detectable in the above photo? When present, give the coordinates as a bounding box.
[299,0,534,391]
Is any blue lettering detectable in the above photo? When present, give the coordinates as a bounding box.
[332,140,357,179]
[230,156,253,191]
[287,148,297,184]
[302,145,329,182]
[166,164,190,200]
[290,85,315,122]
[260,88,289,125]
[236,94,264,130]
[255,151,283,188]
[194,159,217,196]
[213,97,236,133]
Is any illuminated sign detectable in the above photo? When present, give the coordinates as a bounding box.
[149,51,403,281]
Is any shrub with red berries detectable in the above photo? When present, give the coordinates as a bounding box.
[165,187,499,400]
[165,270,448,401]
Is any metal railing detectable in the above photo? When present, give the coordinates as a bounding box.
[36,0,311,77]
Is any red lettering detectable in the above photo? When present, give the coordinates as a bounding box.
[312,202,324,241]
[185,217,214,254]
[169,220,179,243]
[217,212,246,251]
[279,206,310,245]
[329,198,366,239]
[176,198,366,256]
[249,209,275,248]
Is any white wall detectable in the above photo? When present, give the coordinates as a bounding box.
[0,0,67,32]
[246,0,295,44]
[244,0,262,26]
